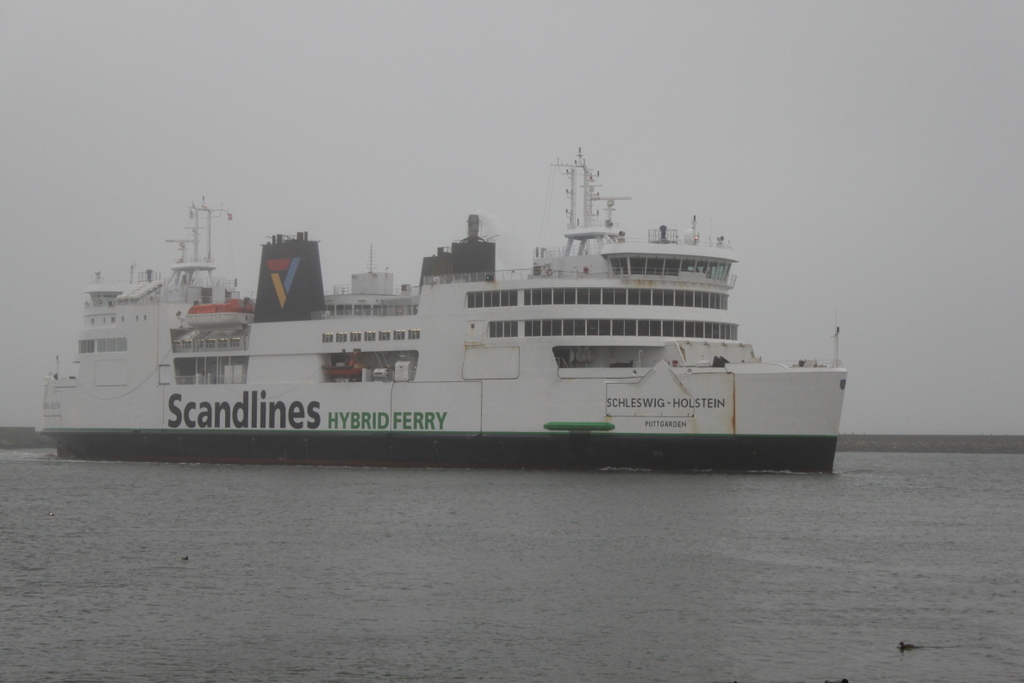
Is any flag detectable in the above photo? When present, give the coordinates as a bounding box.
[189,209,193,219]
[227,213,233,221]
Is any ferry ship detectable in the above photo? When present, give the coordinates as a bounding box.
[41,154,846,471]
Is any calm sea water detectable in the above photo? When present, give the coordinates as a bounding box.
[2,449,1021,683]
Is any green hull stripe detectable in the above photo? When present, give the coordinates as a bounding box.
[543,422,616,432]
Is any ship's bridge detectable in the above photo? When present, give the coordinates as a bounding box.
[532,225,737,287]
[84,277,126,307]
[600,231,736,286]
[530,150,737,287]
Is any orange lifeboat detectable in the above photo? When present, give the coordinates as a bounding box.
[185,298,255,329]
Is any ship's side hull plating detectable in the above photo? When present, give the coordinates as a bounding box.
[54,430,837,472]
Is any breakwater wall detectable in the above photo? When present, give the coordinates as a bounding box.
[838,434,1024,454]
[0,428,54,448]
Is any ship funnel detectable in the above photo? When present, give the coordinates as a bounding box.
[253,233,326,323]
[419,215,496,285]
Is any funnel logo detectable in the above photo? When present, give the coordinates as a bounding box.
[266,258,300,307]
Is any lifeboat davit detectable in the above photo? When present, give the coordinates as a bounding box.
[185,298,255,329]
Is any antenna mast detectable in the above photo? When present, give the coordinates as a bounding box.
[168,198,230,287]
[553,150,631,256]
[833,316,840,366]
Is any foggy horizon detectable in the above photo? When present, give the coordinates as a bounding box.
[3,1,1022,434]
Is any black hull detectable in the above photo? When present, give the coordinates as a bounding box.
[52,431,837,473]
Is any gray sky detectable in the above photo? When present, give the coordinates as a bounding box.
[2,1,1022,433]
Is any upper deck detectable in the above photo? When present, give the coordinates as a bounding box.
[529,228,737,288]
[525,152,738,290]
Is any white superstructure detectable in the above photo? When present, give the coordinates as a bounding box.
[41,156,846,471]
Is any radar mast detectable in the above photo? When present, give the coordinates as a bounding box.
[554,150,630,256]
[166,198,231,287]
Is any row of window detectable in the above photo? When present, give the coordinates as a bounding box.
[173,337,246,353]
[174,356,248,385]
[488,321,518,338]
[608,256,731,280]
[467,290,518,308]
[489,319,738,341]
[325,302,419,317]
[90,314,148,324]
[321,329,421,343]
[523,287,726,310]
[470,287,727,310]
[79,337,128,354]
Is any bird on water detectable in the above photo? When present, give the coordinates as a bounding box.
[899,641,916,651]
